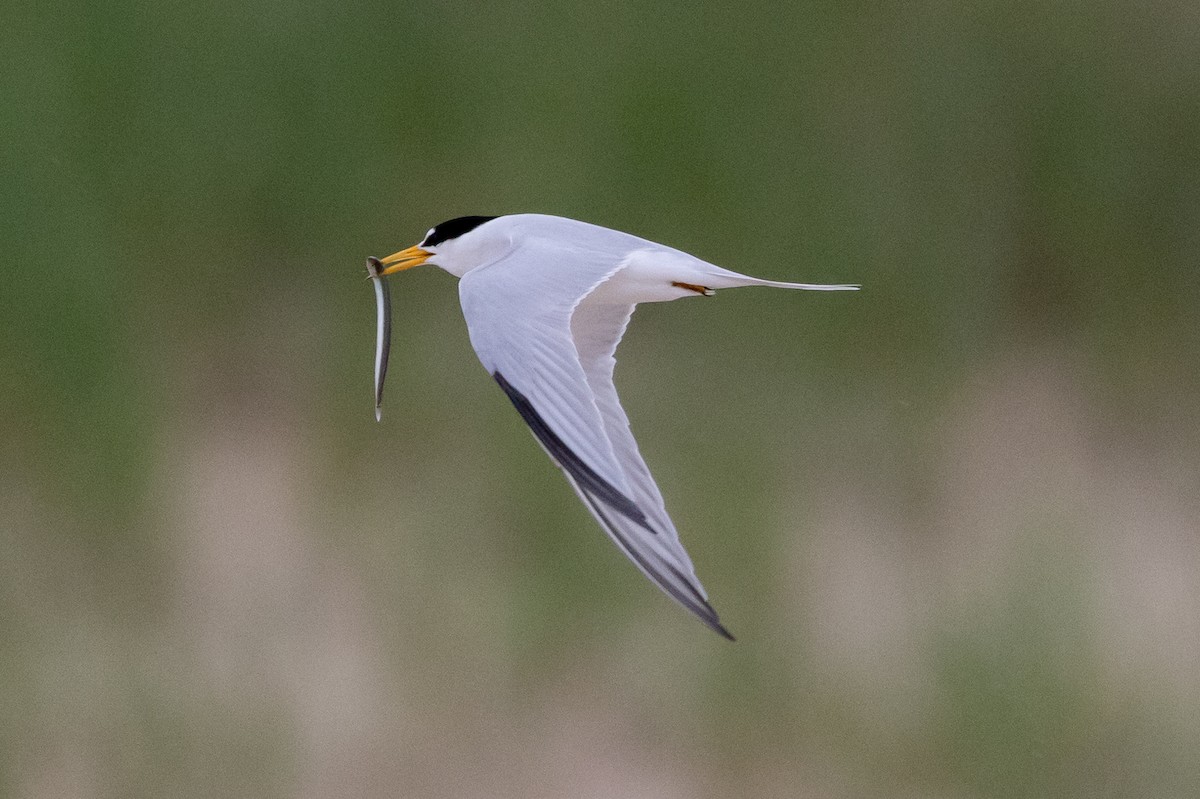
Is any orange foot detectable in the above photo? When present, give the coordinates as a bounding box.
[672,281,715,297]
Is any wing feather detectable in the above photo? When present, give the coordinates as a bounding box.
[570,302,696,571]
[458,240,730,636]
[459,242,631,498]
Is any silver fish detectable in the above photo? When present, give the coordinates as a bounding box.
[366,256,391,421]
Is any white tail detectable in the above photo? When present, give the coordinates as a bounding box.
[703,264,860,292]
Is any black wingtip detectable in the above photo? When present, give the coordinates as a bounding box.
[576,484,737,641]
[694,601,735,641]
[709,616,737,641]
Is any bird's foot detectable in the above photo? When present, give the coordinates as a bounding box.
[672,281,715,297]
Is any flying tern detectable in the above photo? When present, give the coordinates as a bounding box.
[368,214,857,638]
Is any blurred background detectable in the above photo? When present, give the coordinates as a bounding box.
[3,1,1199,796]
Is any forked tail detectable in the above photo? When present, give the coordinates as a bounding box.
[702,264,860,292]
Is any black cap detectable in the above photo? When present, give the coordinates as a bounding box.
[421,216,499,247]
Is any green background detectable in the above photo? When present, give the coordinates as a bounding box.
[3,1,1199,796]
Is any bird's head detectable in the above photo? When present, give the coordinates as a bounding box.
[377,215,501,278]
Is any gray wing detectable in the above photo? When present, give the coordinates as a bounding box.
[570,298,731,638]
[459,244,731,638]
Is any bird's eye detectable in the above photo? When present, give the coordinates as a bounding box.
[423,228,435,244]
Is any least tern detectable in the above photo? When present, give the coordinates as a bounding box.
[370,214,857,639]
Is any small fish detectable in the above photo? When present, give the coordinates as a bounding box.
[366,256,391,421]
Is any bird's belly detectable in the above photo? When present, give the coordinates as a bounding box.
[586,249,710,304]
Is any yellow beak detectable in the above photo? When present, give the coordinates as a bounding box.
[378,244,431,275]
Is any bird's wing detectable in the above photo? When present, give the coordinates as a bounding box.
[570,301,668,529]
[459,243,638,519]
[570,299,732,638]
[458,242,731,637]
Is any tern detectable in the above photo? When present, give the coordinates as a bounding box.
[369,214,857,638]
